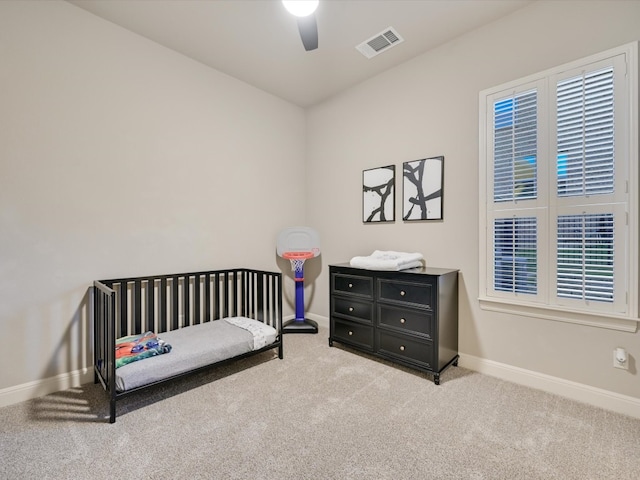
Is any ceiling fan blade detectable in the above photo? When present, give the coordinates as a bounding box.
[296,14,318,51]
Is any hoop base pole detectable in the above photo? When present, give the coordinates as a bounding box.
[283,318,318,334]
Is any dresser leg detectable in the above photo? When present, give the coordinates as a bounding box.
[328,338,333,347]
[434,374,440,385]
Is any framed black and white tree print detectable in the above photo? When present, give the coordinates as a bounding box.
[403,156,444,221]
[363,165,395,223]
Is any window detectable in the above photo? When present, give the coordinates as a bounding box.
[479,43,638,331]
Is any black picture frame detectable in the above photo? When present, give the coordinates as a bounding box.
[363,165,395,223]
[403,156,444,221]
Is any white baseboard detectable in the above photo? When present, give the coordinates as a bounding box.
[0,368,94,409]
[459,353,640,419]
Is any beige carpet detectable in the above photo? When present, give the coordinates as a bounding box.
[2,326,640,479]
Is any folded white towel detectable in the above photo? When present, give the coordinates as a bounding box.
[350,250,424,271]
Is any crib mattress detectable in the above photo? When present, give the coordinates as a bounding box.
[115,318,276,392]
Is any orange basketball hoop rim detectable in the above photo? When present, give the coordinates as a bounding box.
[283,251,314,280]
[282,251,315,260]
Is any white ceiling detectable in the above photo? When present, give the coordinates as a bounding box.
[68,0,533,107]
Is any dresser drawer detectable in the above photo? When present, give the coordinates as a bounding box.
[378,278,433,308]
[332,297,373,323]
[332,273,373,298]
[377,305,433,339]
[332,319,374,350]
[377,331,434,370]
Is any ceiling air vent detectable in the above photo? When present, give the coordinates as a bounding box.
[356,27,404,59]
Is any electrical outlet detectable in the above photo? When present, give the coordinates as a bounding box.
[613,348,628,370]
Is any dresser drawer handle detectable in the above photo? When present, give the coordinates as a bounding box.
[349,307,354,312]
[400,345,405,351]
[400,290,406,296]
[400,318,406,324]
[348,330,353,336]
[348,283,353,288]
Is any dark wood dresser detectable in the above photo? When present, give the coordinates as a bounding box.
[329,263,459,384]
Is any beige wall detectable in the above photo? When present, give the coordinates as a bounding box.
[0,1,305,394]
[306,0,640,400]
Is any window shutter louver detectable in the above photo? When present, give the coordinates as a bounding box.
[557,214,614,302]
[493,91,538,202]
[557,68,615,197]
[494,217,537,294]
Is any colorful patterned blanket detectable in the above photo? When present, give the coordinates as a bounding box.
[115,331,172,369]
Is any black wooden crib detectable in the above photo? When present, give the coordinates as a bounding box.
[93,268,282,423]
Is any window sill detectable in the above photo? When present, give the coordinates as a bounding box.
[478,297,639,332]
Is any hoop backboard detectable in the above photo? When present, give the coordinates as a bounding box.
[276,226,320,258]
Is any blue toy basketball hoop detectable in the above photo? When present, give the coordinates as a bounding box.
[277,228,320,334]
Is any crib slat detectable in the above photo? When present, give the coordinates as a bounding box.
[194,274,200,324]
[242,271,248,319]
[271,274,277,328]
[254,272,259,319]
[102,290,109,373]
[222,272,229,318]
[213,273,220,320]
[171,276,179,330]
[119,283,128,337]
[204,273,211,322]
[246,271,252,318]
[232,271,239,317]
[134,280,142,334]
[160,277,167,332]
[146,278,155,332]
[251,271,256,319]
[184,275,190,326]
[240,272,246,317]
[256,273,264,322]
[245,271,252,319]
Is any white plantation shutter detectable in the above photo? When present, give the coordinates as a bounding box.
[493,91,538,202]
[480,43,636,324]
[557,68,615,197]
[494,217,537,294]
[556,214,614,302]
